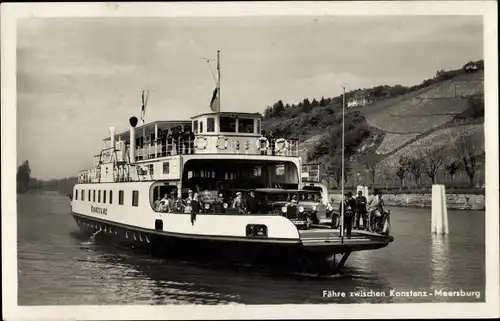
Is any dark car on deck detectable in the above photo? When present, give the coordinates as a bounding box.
[251,188,314,229]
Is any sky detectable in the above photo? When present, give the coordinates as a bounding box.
[16,16,483,180]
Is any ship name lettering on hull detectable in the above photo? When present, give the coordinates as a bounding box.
[91,206,108,215]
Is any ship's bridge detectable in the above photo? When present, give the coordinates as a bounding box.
[102,112,299,162]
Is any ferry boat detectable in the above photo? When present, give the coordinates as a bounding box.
[70,53,394,274]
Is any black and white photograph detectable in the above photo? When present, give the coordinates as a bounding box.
[2,1,499,320]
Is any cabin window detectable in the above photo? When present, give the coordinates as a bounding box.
[238,118,254,133]
[103,190,107,203]
[163,162,170,174]
[193,121,199,134]
[132,190,139,207]
[276,164,285,176]
[119,190,124,205]
[149,164,154,175]
[98,190,101,203]
[75,190,78,201]
[93,190,96,202]
[257,119,261,134]
[88,190,91,201]
[207,117,215,132]
[81,189,85,201]
[199,121,204,133]
[220,117,236,132]
[253,166,262,176]
[109,190,113,204]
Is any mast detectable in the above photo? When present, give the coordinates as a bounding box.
[340,86,346,243]
[217,50,221,112]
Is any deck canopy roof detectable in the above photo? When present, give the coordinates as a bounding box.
[190,111,263,120]
[103,120,192,141]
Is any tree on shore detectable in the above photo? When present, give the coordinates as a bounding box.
[446,160,461,186]
[454,129,483,187]
[395,157,409,189]
[362,153,379,189]
[405,156,425,188]
[322,155,351,188]
[421,148,445,184]
[17,160,31,193]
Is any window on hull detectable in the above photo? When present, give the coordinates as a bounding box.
[109,190,113,204]
[103,190,107,203]
[93,190,96,202]
[75,190,78,201]
[98,190,101,203]
[81,189,84,201]
[118,190,124,205]
[132,190,139,207]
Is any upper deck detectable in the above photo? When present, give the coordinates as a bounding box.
[78,112,301,184]
[102,112,299,162]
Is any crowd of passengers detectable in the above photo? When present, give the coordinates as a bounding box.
[153,189,262,215]
[338,189,387,238]
[153,186,387,235]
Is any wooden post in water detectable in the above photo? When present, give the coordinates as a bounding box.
[432,184,449,234]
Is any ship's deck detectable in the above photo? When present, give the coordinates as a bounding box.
[298,227,394,253]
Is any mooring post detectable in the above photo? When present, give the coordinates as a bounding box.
[431,184,449,234]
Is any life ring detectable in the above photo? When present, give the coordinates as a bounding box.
[275,138,289,152]
[216,136,229,150]
[256,137,270,151]
[244,141,250,150]
[194,136,208,150]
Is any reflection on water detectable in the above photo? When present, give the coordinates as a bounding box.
[430,235,450,291]
[17,193,485,305]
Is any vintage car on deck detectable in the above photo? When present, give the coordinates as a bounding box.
[250,188,315,229]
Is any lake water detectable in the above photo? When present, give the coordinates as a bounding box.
[17,192,485,305]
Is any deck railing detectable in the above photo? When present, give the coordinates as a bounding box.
[132,137,300,161]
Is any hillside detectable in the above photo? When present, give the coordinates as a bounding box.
[262,60,485,189]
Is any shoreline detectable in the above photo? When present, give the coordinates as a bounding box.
[328,192,485,211]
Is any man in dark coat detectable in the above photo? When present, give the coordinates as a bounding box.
[339,192,356,238]
[354,190,368,230]
[245,191,259,214]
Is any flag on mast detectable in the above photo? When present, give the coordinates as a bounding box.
[141,90,149,124]
[210,87,220,112]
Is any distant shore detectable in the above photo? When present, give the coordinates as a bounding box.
[328,192,485,211]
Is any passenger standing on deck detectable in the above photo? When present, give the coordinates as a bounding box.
[166,129,173,155]
[154,196,162,212]
[172,128,181,155]
[188,127,195,154]
[354,190,368,230]
[245,191,258,214]
[160,194,170,212]
[232,192,245,213]
[339,192,356,238]
[190,193,201,225]
[367,190,385,231]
